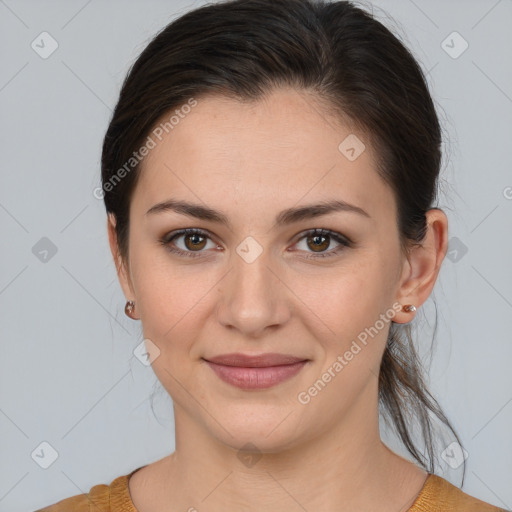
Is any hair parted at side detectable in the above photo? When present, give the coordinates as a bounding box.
[101,0,464,481]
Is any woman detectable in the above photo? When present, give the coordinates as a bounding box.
[36,0,507,510]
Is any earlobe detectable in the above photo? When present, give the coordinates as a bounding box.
[394,208,448,324]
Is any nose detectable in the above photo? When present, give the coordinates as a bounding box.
[215,247,291,338]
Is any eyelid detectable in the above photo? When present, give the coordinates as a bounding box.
[160,228,218,258]
[290,228,352,260]
[293,228,353,247]
[160,227,352,259]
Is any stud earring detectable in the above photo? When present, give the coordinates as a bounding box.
[401,304,416,313]
[125,300,137,319]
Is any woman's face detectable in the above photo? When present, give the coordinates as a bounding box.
[111,88,418,453]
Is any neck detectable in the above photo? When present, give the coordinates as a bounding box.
[158,382,427,512]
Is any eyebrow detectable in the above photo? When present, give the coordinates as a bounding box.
[146,198,370,229]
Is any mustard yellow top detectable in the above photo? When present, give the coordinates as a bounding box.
[35,466,508,512]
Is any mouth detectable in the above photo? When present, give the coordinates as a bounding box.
[202,353,309,390]
[203,352,308,367]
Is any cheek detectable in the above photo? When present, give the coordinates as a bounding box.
[300,257,391,335]
[129,242,208,329]
[130,250,223,390]
[305,255,395,383]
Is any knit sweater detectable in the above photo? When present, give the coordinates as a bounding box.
[34,467,508,511]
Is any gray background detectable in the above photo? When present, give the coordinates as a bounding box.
[1,0,511,510]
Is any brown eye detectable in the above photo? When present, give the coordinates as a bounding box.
[306,233,330,252]
[160,228,217,258]
[294,228,352,260]
[184,232,207,251]
[160,227,351,260]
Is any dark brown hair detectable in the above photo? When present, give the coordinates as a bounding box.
[101,0,464,481]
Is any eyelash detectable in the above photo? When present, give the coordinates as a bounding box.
[159,228,352,260]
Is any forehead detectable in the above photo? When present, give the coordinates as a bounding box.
[133,88,394,223]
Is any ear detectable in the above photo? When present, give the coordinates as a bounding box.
[393,208,448,324]
[107,213,136,303]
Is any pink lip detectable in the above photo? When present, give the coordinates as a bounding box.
[203,353,309,390]
[205,352,307,367]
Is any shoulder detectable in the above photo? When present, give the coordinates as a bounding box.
[410,474,508,512]
[34,474,134,512]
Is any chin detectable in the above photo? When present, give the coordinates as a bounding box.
[209,408,307,453]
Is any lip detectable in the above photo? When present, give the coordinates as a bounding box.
[203,353,309,390]
[204,352,307,367]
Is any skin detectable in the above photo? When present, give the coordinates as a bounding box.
[108,87,448,512]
